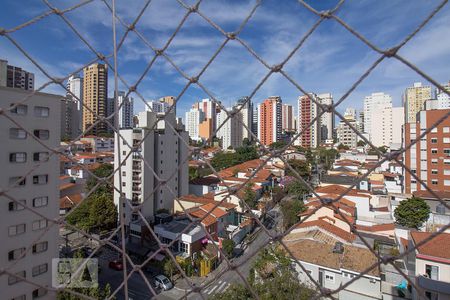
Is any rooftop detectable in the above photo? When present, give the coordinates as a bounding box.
[410,231,450,260]
[315,184,371,198]
[413,190,450,201]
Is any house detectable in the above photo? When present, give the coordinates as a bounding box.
[80,136,115,152]
[59,194,83,216]
[174,194,237,223]
[284,230,382,300]
[188,203,230,241]
[189,176,220,196]
[409,231,450,300]
[67,162,102,180]
[383,172,403,194]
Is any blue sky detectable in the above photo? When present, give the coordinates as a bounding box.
[1,0,449,120]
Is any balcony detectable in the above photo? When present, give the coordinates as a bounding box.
[417,275,450,294]
[132,187,141,192]
[132,176,141,182]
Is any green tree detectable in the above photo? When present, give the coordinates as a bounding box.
[189,166,199,181]
[285,159,310,179]
[163,258,177,281]
[88,193,117,232]
[269,141,287,150]
[357,140,366,147]
[86,163,114,195]
[337,143,349,150]
[242,183,258,210]
[316,147,338,170]
[285,181,308,199]
[211,146,258,170]
[394,196,430,229]
[280,200,306,230]
[222,238,235,258]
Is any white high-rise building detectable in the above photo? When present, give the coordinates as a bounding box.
[118,91,134,129]
[426,81,450,110]
[67,74,83,134]
[391,107,404,146]
[344,107,356,120]
[199,98,217,131]
[1,86,60,300]
[114,111,189,228]
[185,108,204,141]
[217,108,243,150]
[146,100,169,113]
[317,93,334,141]
[364,92,393,147]
[235,97,253,141]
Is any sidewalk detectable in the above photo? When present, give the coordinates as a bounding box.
[172,258,231,292]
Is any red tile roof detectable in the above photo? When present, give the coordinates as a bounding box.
[189,204,228,227]
[411,231,450,260]
[60,194,83,209]
[178,194,236,209]
[296,220,356,243]
[355,223,395,232]
[315,185,371,198]
[413,190,450,200]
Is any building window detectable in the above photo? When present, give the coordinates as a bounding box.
[11,295,26,300]
[33,196,48,207]
[122,171,126,176]
[325,273,335,282]
[431,149,438,154]
[32,219,48,231]
[122,182,126,187]
[9,176,26,186]
[33,175,48,185]
[443,127,450,133]
[32,288,47,299]
[444,137,450,144]
[9,152,27,163]
[9,200,26,211]
[444,149,450,157]
[180,242,188,254]
[9,128,27,139]
[444,180,450,186]
[425,265,439,280]
[8,224,26,236]
[10,104,28,115]
[33,152,49,162]
[8,271,25,285]
[431,159,438,164]
[122,151,126,155]
[431,179,438,185]
[32,263,48,277]
[32,241,48,254]
[34,106,49,117]
[8,248,26,261]
[431,138,438,144]
[431,169,438,175]
[33,130,49,140]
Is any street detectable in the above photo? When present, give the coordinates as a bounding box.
[97,205,282,300]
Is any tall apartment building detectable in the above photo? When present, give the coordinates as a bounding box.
[200,98,217,131]
[282,104,294,132]
[404,108,450,194]
[391,107,404,146]
[106,97,115,133]
[317,93,334,141]
[82,63,108,135]
[0,86,60,300]
[297,93,321,148]
[114,111,189,227]
[60,97,80,140]
[403,82,432,124]
[258,96,282,146]
[159,96,176,111]
[0,59,35,90]
[199,118,213,140]
[146,100,169,113]
[217,108,243,150]
[235,97,253,141]
[364,92,393,147]
[425,82,450,110]
[185,108,204,141]
[66,74,83,133]
[336,112,358,149]
[252,106,258,138]
[118,91,134,129]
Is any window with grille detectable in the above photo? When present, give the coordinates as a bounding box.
[8,200,26,211]
[33,129,49,140]
[32,288,47,299]
[10,104,28,115]
[32,263,48,277]
[8,271,25,285]
[32,241,48,254]
[9,128,27,139]
[33,196,48,207]
[33,152,49,162]
[34,106,49,117]
[8,224,26,236]
[8,247,26,261]
[33,175,48,185]
[32,219,48,231]
[9,152,27,163]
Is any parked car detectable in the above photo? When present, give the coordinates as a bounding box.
[154,275,173,290]
[108,260,124,271]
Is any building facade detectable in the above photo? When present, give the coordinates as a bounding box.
[391,106,405,146]
[258,96,282,146]
[297,93,321,148]
[0,59,35,91]
[317,93,334,141]
[364,92,393,147]
[336,113,358,149]
[114,111,189,227]
[118,91,134,129]
[185,108,204,141]
[0,86,60,300]
[82,63,108,135]
[66,74,83,134]
[235,97,254,141]
[216,108,243,150]
[60,97,80,140]
[404,109,450,194]
[282,104,294,132]
[403,82,432,124]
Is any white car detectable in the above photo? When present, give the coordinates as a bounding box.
[154,275,173,291]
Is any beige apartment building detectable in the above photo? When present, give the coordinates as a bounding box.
[0,86,60,300]
[403,82,432,124]
[82,63,108,135]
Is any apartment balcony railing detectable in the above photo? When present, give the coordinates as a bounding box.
[132,176,141,182]
[132,187,141,192]
[417,275,450,294]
